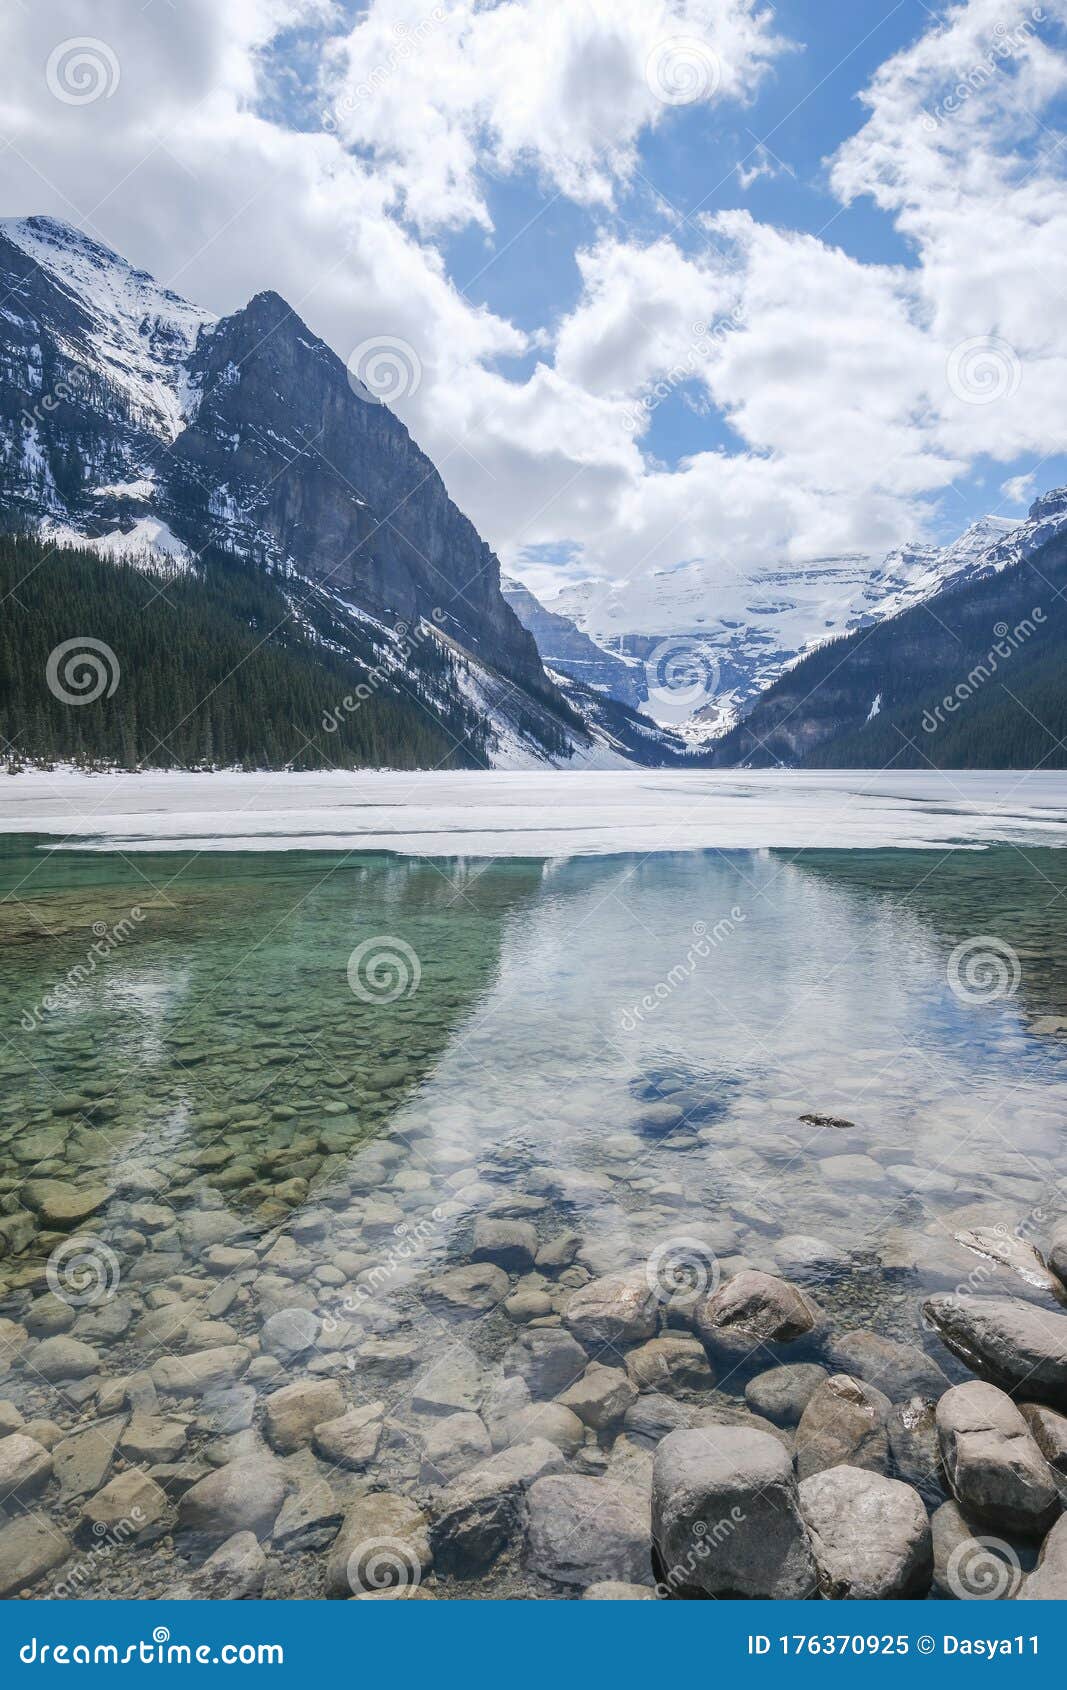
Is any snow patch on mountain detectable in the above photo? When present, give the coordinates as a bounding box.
[1,216,213,440]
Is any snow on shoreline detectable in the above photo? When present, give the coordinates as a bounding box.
[1,768,1066,858]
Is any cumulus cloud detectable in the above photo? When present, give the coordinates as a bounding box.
[321,0,783,229]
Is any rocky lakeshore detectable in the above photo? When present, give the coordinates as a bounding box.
[2,1099,1067,1602]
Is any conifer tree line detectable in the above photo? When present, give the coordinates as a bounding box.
[0,535,498,772]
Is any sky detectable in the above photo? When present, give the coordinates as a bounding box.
[2,0,1067,621]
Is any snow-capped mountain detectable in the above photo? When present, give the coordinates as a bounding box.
[500,573,647,709]
[0,216,692,771]
[0,217,542,679]
[544,502,1067,733]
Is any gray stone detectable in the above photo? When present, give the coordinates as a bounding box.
[52,1419,126,1498]
[525,1475,651,1587]
[178,1453,287,1546]
[0,1318,29,1374]
[0,1513,71,1597]
[652,1426,817,1599]
[937,1380,1059,1537]
[471,1217,537,1272]
[425,1262,509,1316]
[490,1399,585,1457]
[828,1329,949,1400]
[536,1231,581,1270]
[430,1439,564,1574]
[0,1432,52,1499]
[1020,1402,1067,1483]
[152,1346,250,1396]
[557,1363,636,1430]
[798,1465,932,1599]
[264,1379,344,1454]
[694,1271,819,1359]
[273,1480,343,1551]
[21,1179,111,1227]
[81,1470,168,1537]
[312,1402,384,1470]
[119,1416,188,1465]
[625,1336,714,1395]
[563,1271,659,1351]
[1018,1513,1067,1599]
[582,1580,657,1599]
[419,1412,492,1484]
[24,1293,76,1337]
[923,1295,1067,1407]
[327,1492,431,1597]
[795,1374,890,1480]
[505,1328,588,1399]
[623,1392,692,1447]
[745,1364,827,1427]
[260,1308,320,1360]
[191,1532,265,1598]
[931,1499,1027,1600]
[954,1226,1061,1296]
[31,1335,99,1382]
[410,1345,484,1415]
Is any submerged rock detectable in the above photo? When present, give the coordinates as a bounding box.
[798,1466,932,1599]
[795,1374,890,1480]
[191,1532,266,1599]
[745,1364,827,1427]
[1018,1514,1067,1599]
[936,1380,1059,1537]
[652,1426,816,1599]
[923,1295,1067,1407]
[430,1440,564,1575]
[327,1492,431,1597]
[827,1329,949,1400]
[525,1475,651,1588]
[178,1453,287,1547]
[0,1514,72,1598]
[694,1271,819,1360]
[563,1271,659,1351]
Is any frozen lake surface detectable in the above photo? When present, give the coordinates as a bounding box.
[3,767,1067,854]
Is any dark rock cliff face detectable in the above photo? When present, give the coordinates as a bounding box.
[0,220,543,690]
[174,292,543,681]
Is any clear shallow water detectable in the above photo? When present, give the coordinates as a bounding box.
[2,840,1067,1597]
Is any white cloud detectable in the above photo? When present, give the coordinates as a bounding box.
[322,0,784,230]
